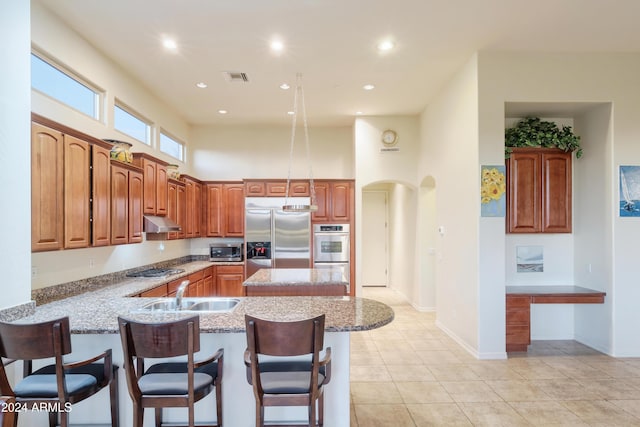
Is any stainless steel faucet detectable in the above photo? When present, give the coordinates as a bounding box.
[175,280,190,310]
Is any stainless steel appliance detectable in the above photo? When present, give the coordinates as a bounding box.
[313,224,350,287]
[209,242,243,262]
[245,197,311,278]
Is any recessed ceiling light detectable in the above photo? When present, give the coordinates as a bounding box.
[287,111,295,115]
[218,109,228,115]
[355,111,364,115]
[280,83,290,90]
[196,82,208,88]
[270,40,284,52]
[363,84,375,91]
[162,37,178,51]
[377,40,394,51]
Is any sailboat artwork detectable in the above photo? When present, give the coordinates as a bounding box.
[620,166,640,217]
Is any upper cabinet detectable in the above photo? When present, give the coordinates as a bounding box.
[506,148,572,233]
[244,179,310,197]
[133,153,168,216]
[110,161,144,244]
[312,180,353,223]
[182,175,203,238]
[31,122,64,252]
[91,145,112,247]
[204,182,245,237]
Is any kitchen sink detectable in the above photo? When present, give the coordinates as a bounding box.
[136,297,240,313]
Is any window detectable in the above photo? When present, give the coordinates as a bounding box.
[160,131,185,161]
[114,103,151,145]
[31,53,100,119]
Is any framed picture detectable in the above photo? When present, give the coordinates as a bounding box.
[620,165,640,217]
[517,246,543,273]
[480,165,506,217]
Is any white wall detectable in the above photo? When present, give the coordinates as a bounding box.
[353,116,419,297]
[0,1,31,309]
[419,55,481,354]
[30,2,193,289]
[188,125,353,181]
[477,52,640,356]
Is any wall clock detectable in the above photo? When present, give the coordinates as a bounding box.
[381,129,398,146]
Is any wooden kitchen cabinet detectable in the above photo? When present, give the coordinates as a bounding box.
[505,295,531,352]
[312,180,353,223]
[166,179,185,240]
[177,182,186,239]
[506,148,572,233]
[244,179,310,197]
[110,161,143,244]
[63,134,91,249]
[91,144,111,247]
[133,153,168,216]
[204,182,245,237]
[216,265,245,296]
[183,175,202,238]
[31,123,64,252]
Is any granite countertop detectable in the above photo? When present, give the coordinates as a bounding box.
[16,262,393,334]
[243,268,348,287]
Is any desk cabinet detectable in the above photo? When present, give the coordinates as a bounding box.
[506,295,531,352]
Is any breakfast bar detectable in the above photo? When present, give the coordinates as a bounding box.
[506,285,606,353]
[6,262,393,426]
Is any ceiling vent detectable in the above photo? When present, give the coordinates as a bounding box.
[224,71,250,83]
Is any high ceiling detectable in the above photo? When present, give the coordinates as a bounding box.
[36,0,640,126]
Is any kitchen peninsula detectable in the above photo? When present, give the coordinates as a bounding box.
[244,267,349,296]
[5,261,393,426]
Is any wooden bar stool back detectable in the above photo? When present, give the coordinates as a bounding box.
[118,315,223,427]
[244,314,331,427]
[0,317,119,427]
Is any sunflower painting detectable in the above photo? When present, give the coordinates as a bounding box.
[480,165,506,217]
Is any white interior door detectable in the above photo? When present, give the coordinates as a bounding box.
[362,191,388,286]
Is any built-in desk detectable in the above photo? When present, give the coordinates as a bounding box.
[506,285,606,352]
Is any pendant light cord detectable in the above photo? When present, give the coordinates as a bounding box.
[285,73,316,208]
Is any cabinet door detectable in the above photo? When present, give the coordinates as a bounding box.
[184,178,196,238]
[311,182,330,222]
[194,182,202,237]
[542,152,572,233]
[92,145,111,247]
[330,181,351,222]
[167,181,178,240]
[128,169,144,243]
[204,184,223,237]
[110,164,129,245]
[156,163,168,216]
[177,183,186,239]
[224,184,245,236]
[141,158,157,215]
[31,123,64,252]
[245,181,266,196]
[507,151,541,233]
[64,135,91,249]
[216,266,244,296]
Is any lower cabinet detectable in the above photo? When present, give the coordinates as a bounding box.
[216,265,245,297]
[506,295,531,352]
[139,265,242,297]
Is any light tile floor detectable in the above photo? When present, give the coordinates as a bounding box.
[350,287,640,426]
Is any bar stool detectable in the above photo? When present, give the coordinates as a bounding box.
[118,315,223,427]
[0,317,119,427]
[244,314,331,427]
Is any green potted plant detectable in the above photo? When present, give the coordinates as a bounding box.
[505,117,582,159]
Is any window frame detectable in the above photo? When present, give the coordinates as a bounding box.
[113,101,152,146]
[159,130,186,162]
[30,50,103,120]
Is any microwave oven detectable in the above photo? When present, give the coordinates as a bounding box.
[209,243,243,262]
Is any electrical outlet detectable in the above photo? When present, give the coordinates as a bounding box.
[89,258,95,268]
[158,243,165,252]
[31,267,37,277]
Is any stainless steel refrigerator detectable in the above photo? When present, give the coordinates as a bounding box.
[244,197,311,278]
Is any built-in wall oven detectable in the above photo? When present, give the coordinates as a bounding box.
[313,224,350,288]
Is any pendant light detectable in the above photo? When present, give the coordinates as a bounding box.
[282,73,318,212]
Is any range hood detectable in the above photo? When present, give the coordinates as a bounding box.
[143,215,181,233]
